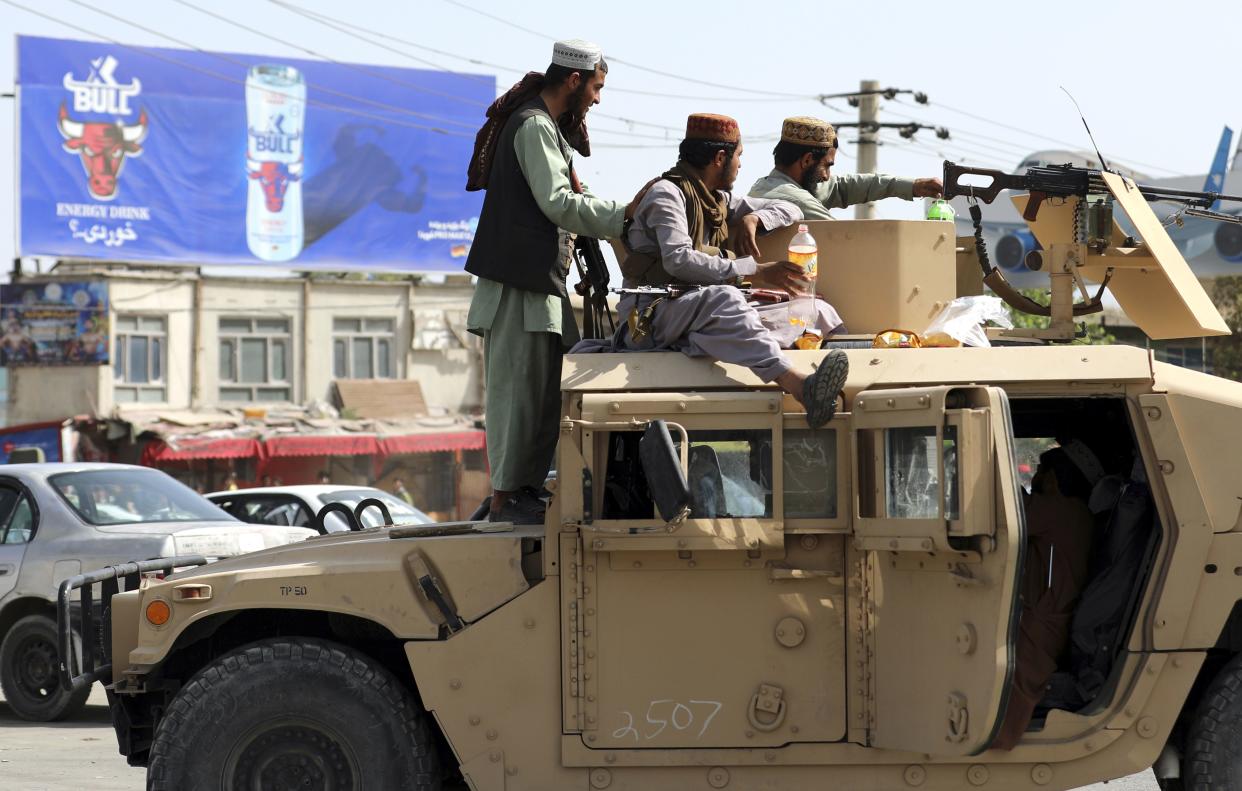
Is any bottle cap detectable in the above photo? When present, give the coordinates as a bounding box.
[797,223,809,233]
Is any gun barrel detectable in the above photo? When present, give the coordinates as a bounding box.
[1135,184,1242,207]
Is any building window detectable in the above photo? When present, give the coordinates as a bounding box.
[218,317,292,402]
[332,318,395,379]
[114,315,167,403]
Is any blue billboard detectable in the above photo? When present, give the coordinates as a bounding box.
[17,36,492,270]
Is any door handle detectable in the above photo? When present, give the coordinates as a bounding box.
[0,564,14,576]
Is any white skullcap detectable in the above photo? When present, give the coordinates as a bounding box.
[551,39,602,70]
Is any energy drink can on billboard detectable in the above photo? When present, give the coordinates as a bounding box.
[245,65,305,262]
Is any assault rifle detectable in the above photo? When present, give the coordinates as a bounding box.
[572,236,614,340]
[616,285,790,305]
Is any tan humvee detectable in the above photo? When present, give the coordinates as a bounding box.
[60,174,1242,791]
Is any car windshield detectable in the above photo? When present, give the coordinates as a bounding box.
[51,469,231,526]
[322,489,433,527]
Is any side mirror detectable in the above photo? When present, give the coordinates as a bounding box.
[639,420,692,524]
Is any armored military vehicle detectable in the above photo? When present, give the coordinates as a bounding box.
[60,166,1242,790]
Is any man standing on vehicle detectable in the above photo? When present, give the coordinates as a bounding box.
[608,113,849,428]
[465,39,646,525]
[748,116,943,218]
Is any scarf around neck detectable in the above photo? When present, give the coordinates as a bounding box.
[661,162,730,254]
[466,71,591,192]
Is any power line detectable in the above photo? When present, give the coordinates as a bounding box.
[268,0,803,112]
[153,0,486,118]
[1,0,474,137]
[262,0,700,137]
[440,0,818,100]
[930,99,1179,176]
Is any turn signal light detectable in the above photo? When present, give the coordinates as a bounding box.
[145,600,171,626]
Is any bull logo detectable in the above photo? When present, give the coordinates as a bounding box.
[247,158,303,212]
[57,103,148,200]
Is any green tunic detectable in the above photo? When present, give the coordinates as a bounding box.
[467,112,626,492]
[747,168,915,220]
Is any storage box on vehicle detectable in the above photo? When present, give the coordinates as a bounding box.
[757,219,956,335]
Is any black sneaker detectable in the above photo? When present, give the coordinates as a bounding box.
[489,489,547,525]
[802,350,849,429]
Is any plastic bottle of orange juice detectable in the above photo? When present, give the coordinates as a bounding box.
[787,224,820,349]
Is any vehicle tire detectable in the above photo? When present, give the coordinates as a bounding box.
[0,613,91,722]
[1183,651,1242,790]
[147,637,439,791]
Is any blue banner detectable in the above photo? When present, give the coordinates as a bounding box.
[0,281,109,366]
[17,36,492,270]
[0,424,64,464]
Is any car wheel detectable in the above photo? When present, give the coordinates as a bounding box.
[1183,652,1242,790]
[0,614,91,722]
[148,638,440,791]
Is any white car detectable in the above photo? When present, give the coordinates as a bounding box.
[206,485,434,533]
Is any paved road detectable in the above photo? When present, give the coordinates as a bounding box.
[0,688,1161,791]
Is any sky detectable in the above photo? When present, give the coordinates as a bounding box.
[0,0,1238,279]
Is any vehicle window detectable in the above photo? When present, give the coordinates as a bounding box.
[321,489,432,527]
[0,486,20,528]
[51,470,232,526]
[882,426,960,520]
[686,430,772,518]
[4,498,34,544]
[601,429,773,520]
[784,429,837,519]
[245,497,311,527]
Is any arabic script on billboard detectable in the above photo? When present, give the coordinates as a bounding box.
[0,282,109,366]
[18,36,492,271]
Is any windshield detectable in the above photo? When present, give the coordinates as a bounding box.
[51,469,232,526]
[322,489,433,528]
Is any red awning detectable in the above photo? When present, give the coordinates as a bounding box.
[379,430,485,456]
[264,434,380,458]
[146,437,261,462]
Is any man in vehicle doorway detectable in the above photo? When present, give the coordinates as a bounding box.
[607,113,849,428]
[465,39,647,525]
[994,440,1102,749]
[748,116,943,218]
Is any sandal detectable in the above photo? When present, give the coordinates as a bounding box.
[802,349,849,429]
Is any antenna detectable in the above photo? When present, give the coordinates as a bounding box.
[1060,86,1111,173]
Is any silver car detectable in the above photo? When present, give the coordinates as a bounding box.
[0,463,315,721]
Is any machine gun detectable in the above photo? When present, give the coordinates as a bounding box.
[942,160,1242,340]
[572,236,614,340]
[944,161,1242,223]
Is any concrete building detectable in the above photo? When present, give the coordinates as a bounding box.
[7,262,481,420]
[4,262,489,519]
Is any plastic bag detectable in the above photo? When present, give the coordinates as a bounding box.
[922,296,1014,348]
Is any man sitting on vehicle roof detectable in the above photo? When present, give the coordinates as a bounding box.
[748,116,943,219]
[599,113,848,428]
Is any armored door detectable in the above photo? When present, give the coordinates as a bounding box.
[851,385,1024,755]
[562,392,849,752]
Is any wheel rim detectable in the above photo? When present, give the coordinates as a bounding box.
[226,718,361,791]
[11,632,62,705]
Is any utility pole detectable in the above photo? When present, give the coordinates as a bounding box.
[855,79,880,219]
